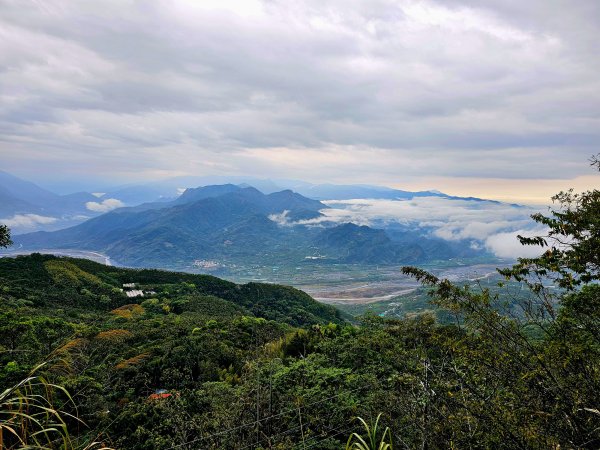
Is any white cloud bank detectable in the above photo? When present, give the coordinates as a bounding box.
[484,229,547,259]
[85,198,125,212]
[0,214,58,229]
[281,196,547,259]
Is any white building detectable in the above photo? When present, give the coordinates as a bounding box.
[125,290,144,298]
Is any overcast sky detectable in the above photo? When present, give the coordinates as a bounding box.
[1,0,599,202]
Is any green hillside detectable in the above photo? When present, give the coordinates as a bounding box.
[0,254,345,326]
[1,174,599,450]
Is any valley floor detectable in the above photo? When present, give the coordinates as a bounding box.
[1,249,511,320]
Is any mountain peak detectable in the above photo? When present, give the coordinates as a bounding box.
[176,184,242,204]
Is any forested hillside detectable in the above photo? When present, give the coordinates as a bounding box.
[0,254,344,326]
[1,172,599,449]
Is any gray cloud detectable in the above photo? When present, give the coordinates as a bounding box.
[1,0,599,190]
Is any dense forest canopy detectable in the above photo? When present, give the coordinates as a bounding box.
[0,158,598,449]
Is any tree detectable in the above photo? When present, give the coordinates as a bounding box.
[401,154,600,448]
[0,224,11,248]
[499,153,600,289]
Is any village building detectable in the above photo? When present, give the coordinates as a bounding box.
[125,290,144,298]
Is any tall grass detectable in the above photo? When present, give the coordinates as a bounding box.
[0,363,112,449]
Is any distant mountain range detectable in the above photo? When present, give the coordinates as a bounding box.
[2,171,523,270]
[1,171,491,235]
[96,175,503,204]
[0,173,301,233]
[0,171,103,233]
[13,184,478,268]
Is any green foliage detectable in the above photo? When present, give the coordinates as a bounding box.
[499,155,600,290]
[346,414,393,450]
[0,224,11,248]
[0,254,344,325]
[0,254,351,448]
[1,163,599,449]
[0,364,72,449]
[397,159,600,448]
[44,260,105,289]
[0,363,112,449]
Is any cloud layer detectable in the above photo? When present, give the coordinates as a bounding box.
[85,198,125,212]
[1,1,599,196]
[0,214,58,229]
[281,196,546,258]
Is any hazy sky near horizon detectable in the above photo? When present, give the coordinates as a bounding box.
[1,0,599,202]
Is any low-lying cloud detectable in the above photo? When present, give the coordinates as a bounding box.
[268,210,292,226]
[271,196,546,259]
[484,229,547,259]
[85,198,125,213]
[1,214,58,229]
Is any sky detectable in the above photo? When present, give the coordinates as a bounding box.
[1,0,599,203]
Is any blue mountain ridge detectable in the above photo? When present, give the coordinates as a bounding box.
[14,185,479,267]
